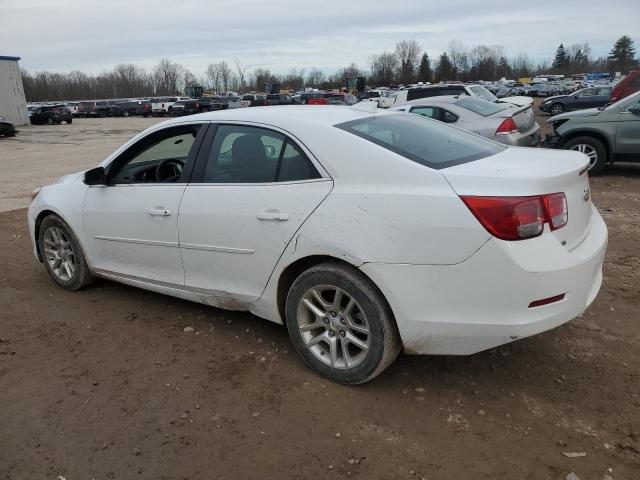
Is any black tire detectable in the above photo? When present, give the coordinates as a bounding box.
[550,103,565,115]
[38,214,94,291]
[67,118,72,124]
[98,111,106,118]
[123,110,130,117]
[563,136,608,175]
[285,262,401,384]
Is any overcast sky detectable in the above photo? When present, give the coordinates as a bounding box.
[1,0,638,76]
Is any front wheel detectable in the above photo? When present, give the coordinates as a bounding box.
[564,136,607,175]
[550,103,565,115]
[285,262,401,384]
[38,215,94,291]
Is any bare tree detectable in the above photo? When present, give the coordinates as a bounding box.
[306,68,325,88]
[218,61,232,92]
[205,63,221,92]
[234,59,248,90]
[153,58,184,95]
[395,40,421,84]
[369,52,398,86]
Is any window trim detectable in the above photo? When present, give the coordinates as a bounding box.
[104,123,208,186]
[189,121,330,185]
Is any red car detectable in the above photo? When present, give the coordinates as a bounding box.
[610,69,640,103]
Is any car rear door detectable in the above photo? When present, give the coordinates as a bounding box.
[178,123,333,301]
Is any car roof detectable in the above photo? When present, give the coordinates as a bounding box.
[161,105,389,131]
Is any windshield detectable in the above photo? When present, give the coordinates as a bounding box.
[470,86,498,101]
[455,97,510,116]
[336,113,504,170]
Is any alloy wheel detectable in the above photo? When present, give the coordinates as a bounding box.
[550,104,564,115]
[569,143,598,168]
[43,226,75,282]
[296,285,370,369]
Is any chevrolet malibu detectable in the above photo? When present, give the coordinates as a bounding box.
[28,105,608,384]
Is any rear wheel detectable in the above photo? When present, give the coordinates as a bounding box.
[550,103,565,115]
[564,136,607,175]
[38,215,94,291]
[285,262,401,384]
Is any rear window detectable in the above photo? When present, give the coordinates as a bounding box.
[267,94,279,99]
[336,113,504,169]
[455,97,509,116]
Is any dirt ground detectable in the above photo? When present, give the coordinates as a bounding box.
[0,106,639,480]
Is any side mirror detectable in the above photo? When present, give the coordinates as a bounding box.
[629,106,640,116]
[84,166,106,185]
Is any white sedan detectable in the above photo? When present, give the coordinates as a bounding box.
[28,105,608,384]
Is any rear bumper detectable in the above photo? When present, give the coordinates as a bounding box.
[496,126,541,147]
[361,206,607,355]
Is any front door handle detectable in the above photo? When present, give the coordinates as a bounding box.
[257,209,289,221]
[148,208,172,216]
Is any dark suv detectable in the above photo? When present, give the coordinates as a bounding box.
[266,93,293,105]
[30,105,73,125]
[110,100,151,117]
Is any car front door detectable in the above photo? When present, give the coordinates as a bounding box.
[178,123,333,301]
[573,88,596,109]
[83,123,207,285]
[616,98,640,159]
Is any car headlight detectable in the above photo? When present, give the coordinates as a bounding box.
[30,187,41,201]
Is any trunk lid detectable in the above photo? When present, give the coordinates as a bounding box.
[511,105,536,133]
[443,147,592,250]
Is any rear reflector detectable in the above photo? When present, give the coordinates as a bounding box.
[461,193,568,240]
[528,293,565,308]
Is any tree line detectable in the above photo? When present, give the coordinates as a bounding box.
[21,36,637,102]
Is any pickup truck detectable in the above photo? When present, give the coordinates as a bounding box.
[150,96,191,116]
[110,100,152,117]
[170,97,233,116]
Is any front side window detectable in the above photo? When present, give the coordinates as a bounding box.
[336,113,504,170]
[109,125,201,184]
[202,125,320,183]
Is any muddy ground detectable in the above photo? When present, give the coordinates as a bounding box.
[0,106,639,479]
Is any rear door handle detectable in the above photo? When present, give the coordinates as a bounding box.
[148,208,172,216]
[257,209,289,221]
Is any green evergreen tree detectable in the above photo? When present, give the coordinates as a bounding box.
[436,52,454,81]
[552,44,569,71]
[608,35,637,73]
[418,53,432,83]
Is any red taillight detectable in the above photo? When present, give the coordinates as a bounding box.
[495,117,518,135]
[543,192,568,230]
[195,102,200,109]
[461,193,568,241]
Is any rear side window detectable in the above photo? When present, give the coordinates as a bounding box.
[336,113,504,169]
[202,125,320,183]
[455,98,509,116]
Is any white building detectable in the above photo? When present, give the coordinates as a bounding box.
[0,55,28,126]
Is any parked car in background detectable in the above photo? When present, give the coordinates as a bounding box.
[30,105,73,125]
[266,93,293,105]
[65,102,80,117]
[77,101,97,117]
[0,115,16,136]
[28,105,606,384]
[110,100,152,117]
[540,87,613,115]
[546,91,640,174]
[609,69,640,103]
[391,96,540,147]
[308,92,358,106]
[384,84,532,109]
[300,91,326,104]
[170,97,231,116]
[242,94,268,107]
[150,96,191,116]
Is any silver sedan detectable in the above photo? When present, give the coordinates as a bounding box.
[391,96,541,147]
